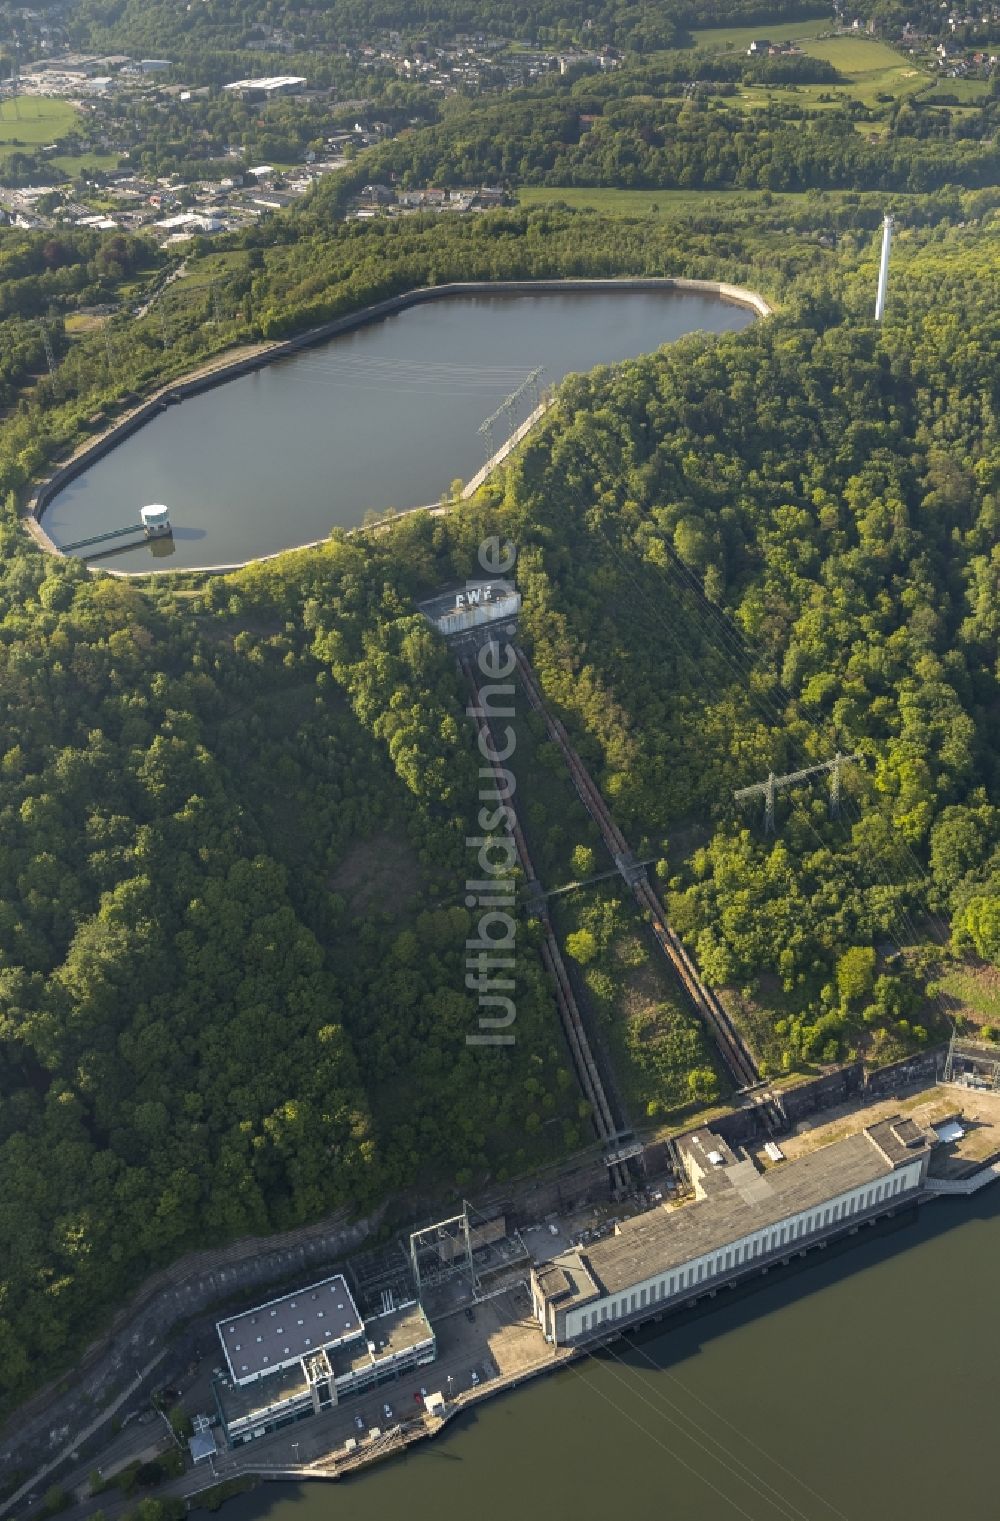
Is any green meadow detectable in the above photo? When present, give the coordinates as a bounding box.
[686,20,930,111]
[687,14,830,51]
[0,95,79,144]
[516,186,814,218]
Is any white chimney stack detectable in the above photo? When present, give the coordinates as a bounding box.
[875,213,893,323]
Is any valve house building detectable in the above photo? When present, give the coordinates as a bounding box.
[213,1272,436,1445]
[531,1117,932,1347]
[418,578,521,640]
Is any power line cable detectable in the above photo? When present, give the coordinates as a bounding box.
[617,1332,853,1521]
[576,1339,822,1521]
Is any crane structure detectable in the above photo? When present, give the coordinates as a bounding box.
[734,751,862,833]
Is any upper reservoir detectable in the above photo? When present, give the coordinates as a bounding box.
[41,288,755,571]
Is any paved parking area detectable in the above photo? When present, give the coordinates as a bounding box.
[202,1284,543,1475]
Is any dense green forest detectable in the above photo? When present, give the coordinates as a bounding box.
[0,504,589,1417]
[503,225,1000,1065]
[347,85,1000,193]
[0,206,998,1426]
[0,0,998,1436]
[64,0,830,62]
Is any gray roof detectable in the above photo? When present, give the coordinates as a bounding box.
[188,1430,217,1462]
[217,1273,363,1385]
[417,579,517,622]
[866,1115,928,1165]
[330,1299,435,1378]
[582,1124,929,1297]
[535,1253,597,1307]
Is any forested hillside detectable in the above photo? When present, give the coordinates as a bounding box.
[352,89,1000,193]
[501,224,1000,1066]
[1,216,998,1424]
[0,0,998,1427]
[65,0,826,65]
[0,516,586,1418]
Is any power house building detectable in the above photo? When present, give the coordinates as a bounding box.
[213,1272,436,1445]
[532,1117,932,1346]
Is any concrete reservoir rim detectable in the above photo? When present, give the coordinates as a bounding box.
[26,277,773,577]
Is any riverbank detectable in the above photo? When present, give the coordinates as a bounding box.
[7,1065,1000,1521]
[190,1181,1000,1521]
[184,1075,1000,1488]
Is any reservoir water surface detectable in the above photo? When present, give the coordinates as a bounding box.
[43,289,754,571]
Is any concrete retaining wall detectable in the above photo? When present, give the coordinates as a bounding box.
[461,397,552,500]
[663,1048,946,1154]
[25,276,772,575]
[0,1205,384,1480]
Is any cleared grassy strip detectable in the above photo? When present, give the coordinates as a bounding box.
[935,963,1000,1026]
[516,185,815,217]
[736,86,843,110]
[736,65,925,110]
[47,151,121,175]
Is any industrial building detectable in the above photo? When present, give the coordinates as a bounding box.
[223,74,306,100]
[213,1273,436,1445]
[418,578,521,640]
[531,1117,932,1345]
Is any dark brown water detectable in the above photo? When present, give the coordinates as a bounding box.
[42,290,753,571]
[209,1190,999,1521]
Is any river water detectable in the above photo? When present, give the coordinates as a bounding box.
[212,1188,999,1521]
[43,289,753,571]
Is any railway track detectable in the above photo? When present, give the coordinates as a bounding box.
[513,647,785,1134]
[459,656,632,1194]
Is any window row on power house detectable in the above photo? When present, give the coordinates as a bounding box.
[571,1167,918,1335]
[532,1118,932,1346]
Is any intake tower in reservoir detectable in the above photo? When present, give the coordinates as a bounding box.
[59,502,173,557]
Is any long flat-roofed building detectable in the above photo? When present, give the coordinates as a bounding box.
[223,74,306,99]
[532,1117,932,1346]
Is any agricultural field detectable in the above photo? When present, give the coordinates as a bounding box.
[687,19,930,111]
[687,13,830,52]
[0,95,78,144]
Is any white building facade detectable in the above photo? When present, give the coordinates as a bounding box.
[533,1118,932,1346]
[564,1159,923,1339]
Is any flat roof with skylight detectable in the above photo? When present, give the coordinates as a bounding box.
[217,1272,364,1385]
